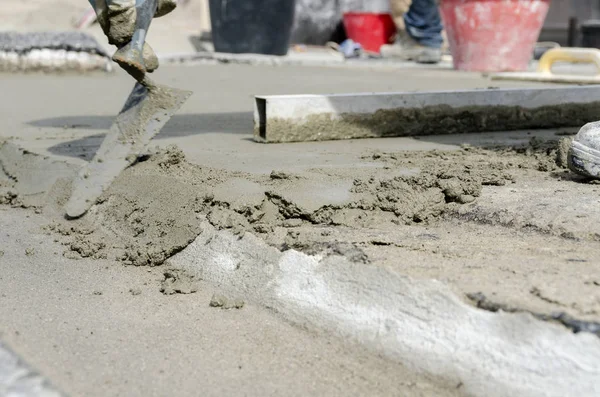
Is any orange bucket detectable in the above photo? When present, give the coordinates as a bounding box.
[440,0,550,72]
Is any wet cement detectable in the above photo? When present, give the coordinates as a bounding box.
[260,102,600,143]
[3,64,600,392]
[2,207,462,397]
[8,132,596,329]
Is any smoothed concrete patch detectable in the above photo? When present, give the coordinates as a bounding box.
[0,342,63,397]
[170,223,600,397]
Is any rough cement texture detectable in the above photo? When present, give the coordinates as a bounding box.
[3,132,600,395]
[0,207,459,397]
[23,135,573,268]
[2,64,600,395]
[28,132,596,325]
[260,102,600,143]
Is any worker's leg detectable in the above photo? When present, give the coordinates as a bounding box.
[404,0,443,49]
[382,0,442,63]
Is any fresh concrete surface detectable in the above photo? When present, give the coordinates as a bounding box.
[2,63,600,396]
[2,63,547,171]
[0,207,457,397]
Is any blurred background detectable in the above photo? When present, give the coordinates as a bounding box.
[1,0,600,73]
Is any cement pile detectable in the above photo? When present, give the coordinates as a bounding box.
[46,138,572,266]
[5,134,598,327]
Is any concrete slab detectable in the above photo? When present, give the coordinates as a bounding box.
[2,63,600,396]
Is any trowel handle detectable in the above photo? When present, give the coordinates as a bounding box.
[131,0,159,55]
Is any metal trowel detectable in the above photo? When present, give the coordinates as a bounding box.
[65,0,192,219]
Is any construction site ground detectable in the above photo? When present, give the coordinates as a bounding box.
[1,63,600,396]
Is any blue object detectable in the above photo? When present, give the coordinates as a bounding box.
[404,0,444,49]
[339,39,362,58]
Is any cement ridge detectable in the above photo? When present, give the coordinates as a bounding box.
[169,222,600,397]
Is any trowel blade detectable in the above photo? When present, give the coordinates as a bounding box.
[65,80,192,219]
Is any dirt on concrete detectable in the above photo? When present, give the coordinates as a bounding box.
[199,135,574,231]
[3,120,599,335]
[160,269,199,295]
[3,121,600,397]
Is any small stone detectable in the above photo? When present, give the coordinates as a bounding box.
[209,294,226,308]
[129,288,142,296]
[209,293,245,310]
[282,218,303,228]
[160,271,198,295]
[93,291,103,296]
[25,248,34,256]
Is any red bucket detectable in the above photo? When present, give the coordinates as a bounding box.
[440,0,550,72]
[343,12,397,53]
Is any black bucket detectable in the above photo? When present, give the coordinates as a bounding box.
[209,0,297,56]
[581,20,600,49]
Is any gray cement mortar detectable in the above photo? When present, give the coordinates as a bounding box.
[2,137,600,397]
[2,64,600,396]
[1,206,460,397]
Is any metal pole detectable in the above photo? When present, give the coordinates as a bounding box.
[568,17,578,47]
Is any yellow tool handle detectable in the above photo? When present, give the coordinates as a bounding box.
[537,47,600,75]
